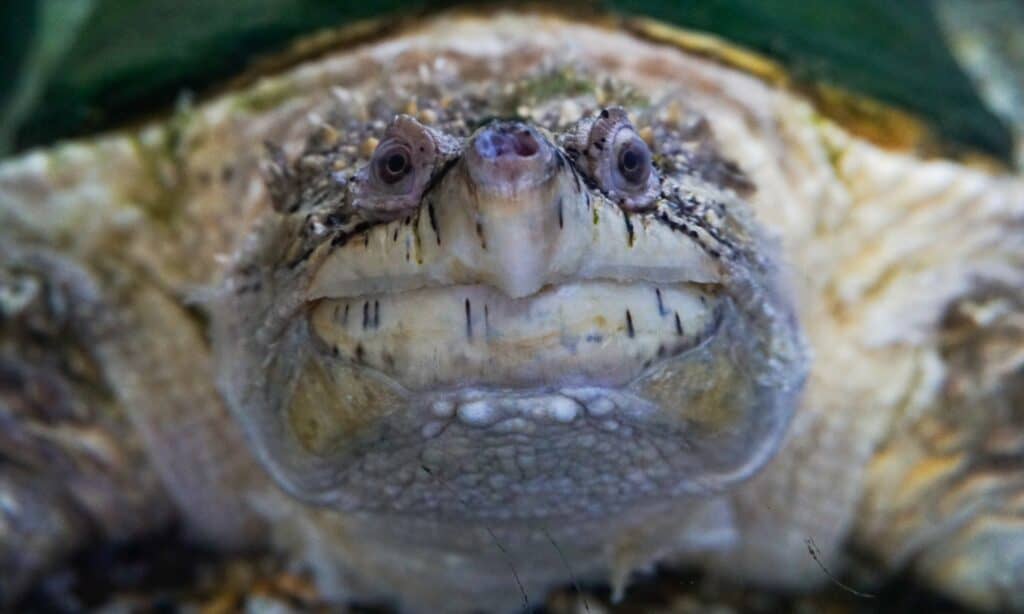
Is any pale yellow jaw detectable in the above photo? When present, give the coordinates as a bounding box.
[310,280,722,391]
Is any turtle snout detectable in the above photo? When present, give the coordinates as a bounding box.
[465,122,555,193]
[473,124,541,159]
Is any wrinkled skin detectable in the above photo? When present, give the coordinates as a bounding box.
[0,12,1022,613]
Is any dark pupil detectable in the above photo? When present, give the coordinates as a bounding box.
[386,153,407,174]
[376,147,411,184]
[617,140,650,184]
[621,149,640,171]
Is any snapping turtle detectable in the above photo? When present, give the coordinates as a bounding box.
[1,9,1022,613]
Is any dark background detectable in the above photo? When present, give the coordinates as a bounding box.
[0,1,1013,161]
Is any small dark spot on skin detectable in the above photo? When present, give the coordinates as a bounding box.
[373,300,380,328]
[196,170,211,186]
[657,344,667,357]
[363,234,370,247]
[642,359,652,369]
[625,310,635,338]
[343,303,350,326]
[655,288,666,316]
[599,109,609,119]
[427,200,441,245]
[557,197,564,229]
[363,301,370,329]
[623,213,634,247]
[709,249,720,259]
[355,344,365,362]
[220,164,235,183]
[383,351,396,368]
[674,311,683,336]
[592,141,604,152]
[465,299,473,339]
[484,304,490,337]
[332,346,340,357]
[585,333,603,343]
[393,227,400,242]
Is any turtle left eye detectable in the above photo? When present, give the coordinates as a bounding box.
[563,106,659,210]
[616,135,652,186]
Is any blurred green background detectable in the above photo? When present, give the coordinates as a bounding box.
[0,0,1015,161]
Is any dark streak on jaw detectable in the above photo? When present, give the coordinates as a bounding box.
[465,298,473,339]
[484,304,490,337]
[286,246,314,270]
[475,220,487,249]
[655,288,666,316]
[330,221,374,248]
[674,311,683,336]
[422,156,460,195]
[342,303,350,327]
[557,197,564,229]
[373,300,380,328]
[362,301,370,330]
[355,343,365,362]
[626,310,635,338]
[427,200,441,245]
[623,212,634,247]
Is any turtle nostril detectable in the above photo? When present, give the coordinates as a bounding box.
[474,127,540,160]
[512,130,539,157]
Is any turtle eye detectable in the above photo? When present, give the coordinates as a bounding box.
[615,135,652,186]
[350,115,459,214]
[373,141,413,185]
[563,106,659,210]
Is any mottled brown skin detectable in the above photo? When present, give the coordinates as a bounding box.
[1,12,1023,613]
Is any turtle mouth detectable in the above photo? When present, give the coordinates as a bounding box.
[307,280,723,391]
[272,279,787,521]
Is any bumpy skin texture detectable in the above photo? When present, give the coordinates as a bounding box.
[0,12,1022,613]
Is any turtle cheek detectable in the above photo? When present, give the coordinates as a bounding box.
[241,338,409,505]
[285,356,398,459]
[631,299,800,490]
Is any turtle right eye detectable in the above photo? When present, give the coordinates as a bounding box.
[562,107,660,211]
[372,141,414,186]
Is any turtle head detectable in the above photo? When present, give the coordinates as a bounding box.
[218,104,807,523]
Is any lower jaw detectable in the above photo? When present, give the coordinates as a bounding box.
[308,386,710,521]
